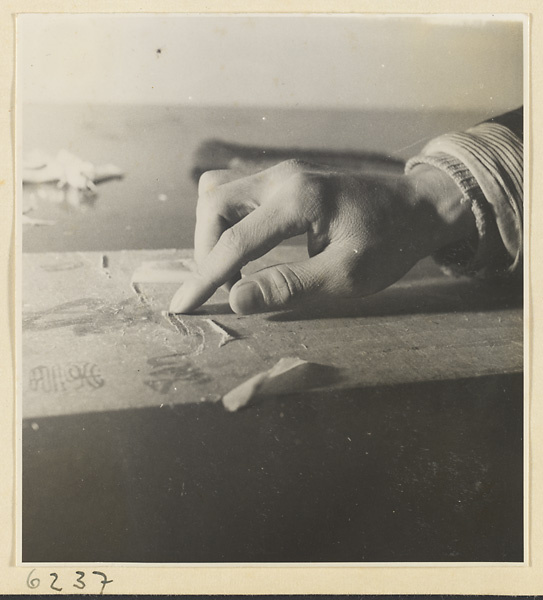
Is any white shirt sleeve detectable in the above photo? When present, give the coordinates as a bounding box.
[405,112,523,280]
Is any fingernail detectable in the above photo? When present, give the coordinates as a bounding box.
[169,282,190,313]
[169,277,213,313]
[231,281,265,314]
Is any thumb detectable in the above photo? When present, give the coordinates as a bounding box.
[229,253,339,315]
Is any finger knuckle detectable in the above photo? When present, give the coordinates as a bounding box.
[268,264,304,304]
[199,170,229,196]
[219,226,246,255]
[283,172,325,219]
[197,187,223,217]
[277,158,313,175]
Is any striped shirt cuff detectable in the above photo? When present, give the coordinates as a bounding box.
[405,120,523,279]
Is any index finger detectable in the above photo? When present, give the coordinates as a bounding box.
[170,197,308,313]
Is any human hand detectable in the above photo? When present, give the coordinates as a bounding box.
[169,160,476,314]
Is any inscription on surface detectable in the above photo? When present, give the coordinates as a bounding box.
[28,363,105,393]
[144,353,210,394]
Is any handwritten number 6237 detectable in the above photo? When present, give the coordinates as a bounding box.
[26,569,113,594]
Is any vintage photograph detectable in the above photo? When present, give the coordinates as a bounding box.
[18,14,524,563]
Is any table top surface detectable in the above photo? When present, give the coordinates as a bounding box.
[22,246,522,420]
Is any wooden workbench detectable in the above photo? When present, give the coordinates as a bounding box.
[22,246,522,419]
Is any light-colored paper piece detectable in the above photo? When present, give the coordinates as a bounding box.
[22,149,123,190]
[205,318,238,347]
[131,259,196,284]
[222,357,309,412]
[21,214,56,226]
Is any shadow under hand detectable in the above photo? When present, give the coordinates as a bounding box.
[267,276,523,322]
[189,302,233,316]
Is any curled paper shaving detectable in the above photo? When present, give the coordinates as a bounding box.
[23,149,123,190]
[205,318,238,347]
[222,357,309,412]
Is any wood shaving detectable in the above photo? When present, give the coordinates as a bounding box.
[222,357,309,412]
[204,318,238,347]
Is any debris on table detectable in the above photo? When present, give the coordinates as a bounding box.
[22,215,56,227]
[22,149,123,210]
[132,282,152,306]
[100,254,111,278]
[23,149,123,189]
[222,357,310,412]
[159,312,206,354]
[205,318,239,347]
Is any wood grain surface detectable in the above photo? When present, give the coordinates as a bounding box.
[22,246,522,419]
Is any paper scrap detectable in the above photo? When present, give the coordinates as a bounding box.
[23,149,123,190]
[205,318,238,347]
[131,259,196,284]
[222,357,309,412]
[22,215,56,226]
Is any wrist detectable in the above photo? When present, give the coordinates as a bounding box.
[405,164,477,256]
